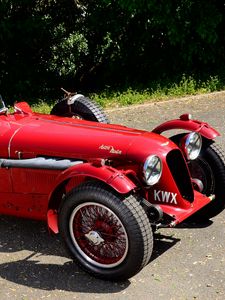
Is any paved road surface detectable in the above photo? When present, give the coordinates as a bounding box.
[0,92,225,299]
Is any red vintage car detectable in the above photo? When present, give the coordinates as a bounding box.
[0,93,224,281]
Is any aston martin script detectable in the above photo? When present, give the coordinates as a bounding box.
[99,144,122,155]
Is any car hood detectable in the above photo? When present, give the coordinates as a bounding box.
[9,114,177,162]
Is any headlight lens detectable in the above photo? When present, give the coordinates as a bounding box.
[143,155,162,185]
[182,132,202,160]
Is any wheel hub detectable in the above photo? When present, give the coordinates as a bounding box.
[85,230,104,245]
[191,178,204,192]
[188,158,215,195]
[69,202,129,268]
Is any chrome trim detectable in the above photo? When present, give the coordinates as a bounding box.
[8,127,23,158]
[143,155,162,185]
[183,132,202,160]
[67,94,84,105]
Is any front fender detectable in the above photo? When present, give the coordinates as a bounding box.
[53,162,136,194]
[47,163,136,233]
[152,114,220,140]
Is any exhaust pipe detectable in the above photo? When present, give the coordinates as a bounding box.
[0,157,83,170]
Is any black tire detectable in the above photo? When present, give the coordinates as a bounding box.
[59,182,153,281]
[50,96,109,123]
[171,134,225,219]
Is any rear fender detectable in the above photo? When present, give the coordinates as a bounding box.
[152,114,220,140]
[47,163,136,233]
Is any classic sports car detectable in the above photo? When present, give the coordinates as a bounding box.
[0,92,225,281]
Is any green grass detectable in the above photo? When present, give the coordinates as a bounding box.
[91,75,224,108]
[31,75,225,113]
[31,101,53,114]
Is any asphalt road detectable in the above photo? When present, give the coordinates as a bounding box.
[1,92,225,300]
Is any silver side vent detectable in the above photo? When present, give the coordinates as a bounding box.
[0,157,83,170]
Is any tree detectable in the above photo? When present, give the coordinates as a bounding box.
[0,0,225,102]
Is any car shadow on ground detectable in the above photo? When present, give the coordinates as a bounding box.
[0,215,211,293]
[176,218,213,229]
[151,232,180,262]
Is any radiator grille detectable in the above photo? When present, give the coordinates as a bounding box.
[166,149,194,202]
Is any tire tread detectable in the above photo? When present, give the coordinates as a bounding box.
[59,181,153,280]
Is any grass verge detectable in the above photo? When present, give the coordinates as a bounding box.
[31,75,225,113]
[91,75,224,108]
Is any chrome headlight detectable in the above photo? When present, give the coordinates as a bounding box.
[182,132,202,160]
[143,155,162,185]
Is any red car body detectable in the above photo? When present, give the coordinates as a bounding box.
[0,102,218,229]
[0,98,225,280]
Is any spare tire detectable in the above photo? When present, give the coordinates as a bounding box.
[50,95,109,124]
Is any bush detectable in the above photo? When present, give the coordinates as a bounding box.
[1,1,225,103]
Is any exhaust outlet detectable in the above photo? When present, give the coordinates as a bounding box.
[0,157,83,170]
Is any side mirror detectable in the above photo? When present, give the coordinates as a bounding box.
[0,95,8,114]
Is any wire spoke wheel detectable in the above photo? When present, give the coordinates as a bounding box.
[188,157,215,195]
[69,202,128,268]
[59,182,153,280]
[171,134,225,219]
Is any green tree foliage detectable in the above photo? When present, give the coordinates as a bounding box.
[0,0,225,102]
